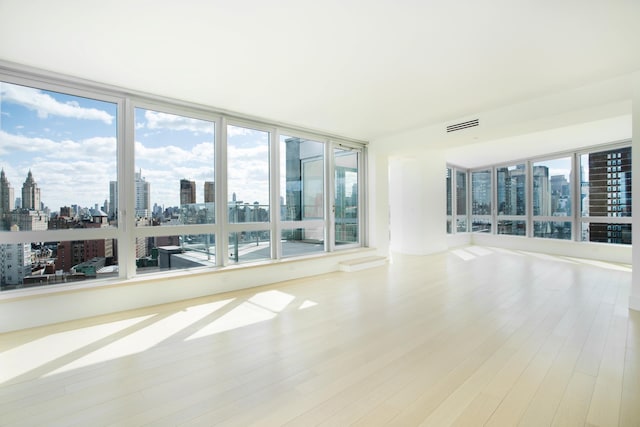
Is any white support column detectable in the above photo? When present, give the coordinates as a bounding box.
[388,151,447,255]
[631,72,640,311]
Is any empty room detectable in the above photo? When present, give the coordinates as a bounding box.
[1,1,639,426]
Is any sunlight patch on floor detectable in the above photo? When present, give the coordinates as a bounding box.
[451,249,476,261]
[516,250,579,264]
[185,301,277,341]
[487,247,525,256]
[299,300,318,310]
[0,315,154,384]
[45,299,234,377]
[563,257,632,272]
[249,290,295,313]
[466,246,493,256]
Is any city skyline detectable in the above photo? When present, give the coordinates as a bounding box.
[0,81,271,214]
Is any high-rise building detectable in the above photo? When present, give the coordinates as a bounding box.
[109,180,118,219]
[0,241,31,289]
[180,179,196,205]
[204,181,215,203]
[0,169,14,215]
[0,169,14,230]
[135,170,150,218]
[588,147,632,244]
[532,166,550,216]
[21,170,41,211]
[496,165,526,216]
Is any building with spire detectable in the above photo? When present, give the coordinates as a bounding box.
[21,170,41,211]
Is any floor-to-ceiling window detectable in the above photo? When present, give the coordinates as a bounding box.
[133,106,217,273]
[456,169,468,232]
[471,169,492,233]
[580,145,631,244]
[0,80,120,289]
[334,147,360,247]
[280,135,325,257]
[226,123,272,264]
[532,156,572,240]
[446,142,631,244]
[496,163,526,236]
[0,70,367,293]
[446,168,452,233]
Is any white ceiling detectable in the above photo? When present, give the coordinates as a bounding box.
[0,0,639,142]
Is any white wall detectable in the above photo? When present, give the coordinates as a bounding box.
[631,72,640,311]
[388,152,447,255]
[471,233,631,264]
[367,148,390,257]
[0,249,377,333]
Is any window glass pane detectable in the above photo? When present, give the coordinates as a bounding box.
[335,148,359,245]
[134,108,215,226]
[1,239,118,291]
[497,220,526,236]
[456,217,467,233]
[581,223,631,245]
[456,170,467,215]
[496,164,526,215]
[472,217,491,233]
[228,125,270,223]
[446,168,452,216]
[0,81,117,230]
[229,231,270,263]
[580,147,631,217]
[456,170,467,232]
[472,170,491,215]
[281,227,324,257]
[136,234,215,274]
[472,170,491,233]
[533,157,571,216]
[533,221,571,240]
[280,136,324,221]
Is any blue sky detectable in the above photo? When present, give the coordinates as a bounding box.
[0,81,269,212]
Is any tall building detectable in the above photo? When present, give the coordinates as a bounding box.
[21,170,41,211]
[135,170,151,218]
[0,169,14,230]
[204,181,215,203]
[532,166,550,216]
[109,180,118,219]
[180,179,196,205]
[496,165,526,216]
[0,241,31,289]
[588,147,632,243]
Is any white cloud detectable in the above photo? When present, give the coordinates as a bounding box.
[0,130,116,161]
[0,129,58,155]
[227,125,255,137]
[145,110,214,134]
[0,83,114,124]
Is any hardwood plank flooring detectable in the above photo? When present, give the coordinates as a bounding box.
[0,246,636,426]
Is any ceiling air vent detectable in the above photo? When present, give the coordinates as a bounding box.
[446,119,479,133]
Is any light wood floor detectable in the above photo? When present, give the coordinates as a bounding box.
[1,246,638,426]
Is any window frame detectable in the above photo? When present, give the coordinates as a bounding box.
[447,140,632,245]
[0,65,368,295]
